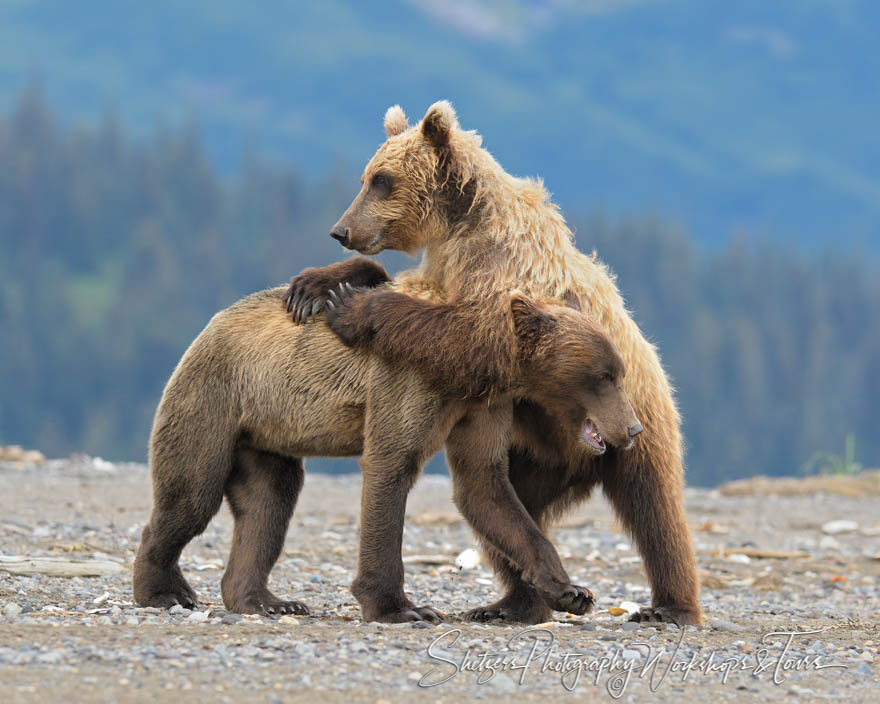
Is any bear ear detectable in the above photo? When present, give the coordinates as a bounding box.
[421,100,459,150]
[510,292,557,345]
[383,105,409,137]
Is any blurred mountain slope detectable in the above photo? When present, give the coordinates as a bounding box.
[0,0,877,246]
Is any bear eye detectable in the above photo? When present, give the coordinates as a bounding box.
[371,172,390,188]
[600,372,614,383]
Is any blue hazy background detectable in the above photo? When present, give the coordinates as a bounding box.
[1,0,878,484]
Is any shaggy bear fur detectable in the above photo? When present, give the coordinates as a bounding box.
[133,282,639,623]
[286,101,701,625]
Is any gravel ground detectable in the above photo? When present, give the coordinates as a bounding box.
[0,456,877,703]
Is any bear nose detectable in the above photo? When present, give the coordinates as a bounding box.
[330,225,350,248]
[628,421,644,438]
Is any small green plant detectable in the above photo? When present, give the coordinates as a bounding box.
[802,433,863,476]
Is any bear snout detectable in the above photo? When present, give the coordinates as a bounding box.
[330,225,351,248]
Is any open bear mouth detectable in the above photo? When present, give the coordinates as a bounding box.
[581,419,606,453]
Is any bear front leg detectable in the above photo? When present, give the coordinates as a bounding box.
[465,447,599,624]
[323,286,517,398]
[600,448,702,626]
[353,444,445,624]
[445,405,594,619]
[284,257,391,324]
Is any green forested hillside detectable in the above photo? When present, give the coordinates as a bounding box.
[0,0,878,247]
[1,89,877,484]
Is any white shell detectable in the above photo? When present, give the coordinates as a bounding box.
[454,548,481,570]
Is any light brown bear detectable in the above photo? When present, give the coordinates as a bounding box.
[286,101,701,625]
[133,278,640,622]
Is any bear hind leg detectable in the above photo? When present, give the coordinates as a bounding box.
[133,441,232,609]
[221,446,307,616]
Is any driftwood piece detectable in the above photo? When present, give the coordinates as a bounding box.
[705,548,810,560]
[401,554,453,565]
[0,555,124,577]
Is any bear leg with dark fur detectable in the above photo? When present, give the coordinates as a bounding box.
[221,445,308,616]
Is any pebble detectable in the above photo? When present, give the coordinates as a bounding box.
[821,520,858,535]
[788,684,815,696]
[221,614,243,625]
[819,535,842,550]
[710,619,746,633]
[454,548,480,570]
[3,602,22,618]
[487,674,517,692]
[188,610,210,623]
[619,621,640,632]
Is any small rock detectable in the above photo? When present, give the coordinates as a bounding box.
[3,602,22,618]
[454,548,481,570]
[787,684,814,696]
[97,615,113,625]
[821,520,858,535]
[619,621,640,632]
[581,623,597,631]
[819,535,841,550]
[412,621,431,629]
[310,574,322,583]
[126,616,139,626]
[487,673,517,692]
[621,648,642,661]
[221,614,243,625]
[110,605,122,618]
[710,619,746,633]
[168,604,185,615]
[36,651,63,664]
[188,610,210,623]
[726,553,751,564]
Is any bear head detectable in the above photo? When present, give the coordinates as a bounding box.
[328,101,482,255]
[510,293,643,454]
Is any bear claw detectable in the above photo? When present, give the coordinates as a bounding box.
[537,584,595,616]
[628,606,701,626]
[368,605,445,624]
[262,599,309,617]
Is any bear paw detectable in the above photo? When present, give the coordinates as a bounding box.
[535,582,595,616]
[628,605,701,626]
[464,595,551,624]
[368,605,445,624]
